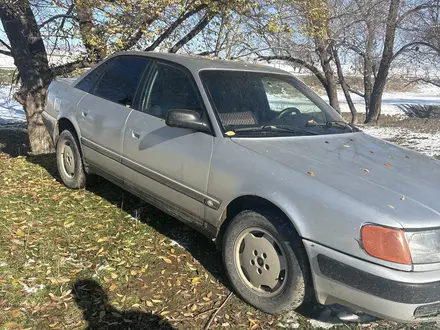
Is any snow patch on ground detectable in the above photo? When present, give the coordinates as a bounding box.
[22,282,45,294]
[362,126,440,156]
[0,84,25,125]
[337,90,440,118]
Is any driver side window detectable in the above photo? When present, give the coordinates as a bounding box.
[262,77,325,121]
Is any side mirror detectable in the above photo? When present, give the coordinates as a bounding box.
[166,109,211,134]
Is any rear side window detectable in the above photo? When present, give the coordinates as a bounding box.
[75,62,109,93]
[93,56,150,107]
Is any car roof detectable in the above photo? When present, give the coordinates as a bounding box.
[111,51,291,75]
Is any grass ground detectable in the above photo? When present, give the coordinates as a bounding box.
[0,128,439,330]
[0,130,330,330]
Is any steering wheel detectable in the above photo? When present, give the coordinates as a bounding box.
[275,107,301,121]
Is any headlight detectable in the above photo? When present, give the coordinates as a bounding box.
[405,230,440,264]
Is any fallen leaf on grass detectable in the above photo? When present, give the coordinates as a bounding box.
[64,221,75,228]
[97,237,109,243]
[191,277,201,284]
[159,256,172,264]
[11,310,21,318]
[15,229,25,237]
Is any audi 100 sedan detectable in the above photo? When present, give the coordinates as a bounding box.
[42,51,440,323]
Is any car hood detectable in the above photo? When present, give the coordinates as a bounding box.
[232,132,440,228]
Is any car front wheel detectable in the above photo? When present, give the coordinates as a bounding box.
[222,210,311,314]
[56,129,86,189]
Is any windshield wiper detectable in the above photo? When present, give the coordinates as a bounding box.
[229,125,319,136]
[307,120,358,132]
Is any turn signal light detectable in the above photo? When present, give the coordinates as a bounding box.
[361,225,411,264]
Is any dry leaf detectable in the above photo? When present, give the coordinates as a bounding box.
[11,311,21,318]
[15,229,25,237]
[388,205,395,209]
[362,168,369,173]
[97,237,109,243]
[401,196,406,201]
[191,277,201,284]
[110,273,118,279]
[64,221,75,228]
[159,256,172,264]
[384,162,393,168]
[146,301,153,307]
[307,171,315,177]
[191,304,197,311]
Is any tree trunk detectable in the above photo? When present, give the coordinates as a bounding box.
[366,0,401,123]
[316,38,340,113]
[324,76,341,113]
[0,0,54,154]
[333,46,357,124]
[24,87,53,154]
[363,23,374,117]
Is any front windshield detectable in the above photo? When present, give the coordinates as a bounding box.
[200,70,354,137]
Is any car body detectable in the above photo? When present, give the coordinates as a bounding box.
[42,51,440,323]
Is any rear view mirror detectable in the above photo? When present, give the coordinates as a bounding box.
[166,109,211,134]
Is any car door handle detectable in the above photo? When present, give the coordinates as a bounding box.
[131,130,141,139]
[81,110,88,117]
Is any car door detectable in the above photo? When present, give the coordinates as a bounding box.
[122,61,215,224]
[76,55,151,181]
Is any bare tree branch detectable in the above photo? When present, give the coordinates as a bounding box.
[169,13,212,53]
[0,49,12,56]
[0,38,11,50]
[397,3,440,25]
[405,77,440,88]
[258,55,328,89]
[39,14,78,28]
[49,2,76,59]
[347,86,365,97]
[146,4,208,51]
[393,41,440,60]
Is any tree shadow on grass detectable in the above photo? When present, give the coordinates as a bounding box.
[0,126,30,157]
[72,279,175,330]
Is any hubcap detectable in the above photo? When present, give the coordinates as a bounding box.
[234,227,287,296]
[62,143,75,178]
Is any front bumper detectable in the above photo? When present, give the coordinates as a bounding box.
[304,240,440,323]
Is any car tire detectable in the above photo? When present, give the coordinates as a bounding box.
[56,129,86,189]
[223,210,311,314]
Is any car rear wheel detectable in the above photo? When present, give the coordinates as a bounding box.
[56,130,86,189]
[222,210,311,314]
